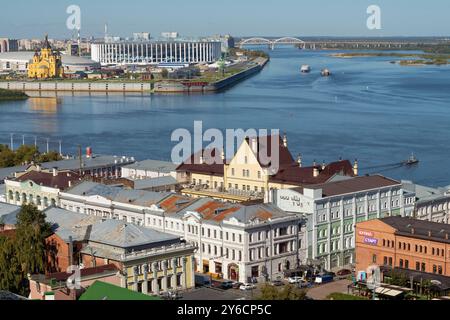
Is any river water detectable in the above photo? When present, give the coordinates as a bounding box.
[1,47,450,187]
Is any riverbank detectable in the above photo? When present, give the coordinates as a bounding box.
[331,52,450,65]
[0,88,28,101]
[0,58,269,95]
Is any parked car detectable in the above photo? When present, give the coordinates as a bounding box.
[269,280,284,287]
[314,274,334,284]
[240,283,257,291]
[220,281,234,289]
[288,276,302,284]
[232,282,243,289]
[336,269,352,276]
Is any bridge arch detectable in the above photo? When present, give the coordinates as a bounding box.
[239,37,272,46]
[273,37,305,44]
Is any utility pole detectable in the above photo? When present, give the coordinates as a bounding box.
[78,145,82,175]
[46,138,50,153]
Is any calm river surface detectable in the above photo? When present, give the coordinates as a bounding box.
[1,47,450,187]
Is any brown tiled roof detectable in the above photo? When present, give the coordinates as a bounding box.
[381,216,450,244]
[270,160,354,186]
[246,135,295,168]
[176,148,224,176]
[310,175,400,197]
[15,170,82,190]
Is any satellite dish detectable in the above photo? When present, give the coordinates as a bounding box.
[366,265,381,290]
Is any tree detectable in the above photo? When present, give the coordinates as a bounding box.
[14,145,39,165]
[15,204,52,276]
[257,284,307,300]
[0,236,23,295]
[0,144,15,168]
[37,151,62,163]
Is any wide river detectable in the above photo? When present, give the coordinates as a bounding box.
[1,47,450,187]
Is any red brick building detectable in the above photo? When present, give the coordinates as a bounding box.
[356,217,450,277]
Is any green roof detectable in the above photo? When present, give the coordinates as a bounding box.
[79,281,161,301]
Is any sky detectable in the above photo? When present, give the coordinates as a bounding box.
[1,0,450,39]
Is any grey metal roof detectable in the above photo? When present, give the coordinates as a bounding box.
[88,219,180,249]
[64,181,170,206]
[0,165,28,181]
[133,176,178,190]
[44,207,103,242]
[40,155,135,171]
[122,159,177,173]
[0,203,21,225]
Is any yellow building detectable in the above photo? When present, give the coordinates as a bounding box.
[177,135,357,202]
[28,35,63,79]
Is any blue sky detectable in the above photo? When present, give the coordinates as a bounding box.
[1,0,450,38]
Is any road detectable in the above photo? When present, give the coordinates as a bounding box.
[306,279,352,300]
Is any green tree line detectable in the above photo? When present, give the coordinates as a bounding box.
[0,144,62,168]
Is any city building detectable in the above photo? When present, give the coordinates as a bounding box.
[272,175,416,270]
[27,35,64,79]
[43,207,196,296]
[355,216,450,282]
[402,181,450,224]
[59,181,307,282]
[0,38,18,53]
[28,265,121,300]
[91,39,222,66]
[176,134,356,203]
[4,168,82,209]
[0,51,100,73]
[0,202,21,231]
[121,159,177,179]
[133,32,151,41]
[0,153,135,184]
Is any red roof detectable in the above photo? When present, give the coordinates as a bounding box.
[269,160,354,185]
[176,148,225,176]
[15,170,81,190]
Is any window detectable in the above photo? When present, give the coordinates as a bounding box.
[405,260,409,269]
[258,171,261,179]
[438,266,443,275]
[421,263,426,272]
[433,265,437,274]
[416,262,420,271]
[399,259,404,268]
[231,168,235,176]
[388,257,393,266]
[372,254,377,263]
[383,257,388,265]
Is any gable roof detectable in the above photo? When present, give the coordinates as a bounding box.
[14,170,81,190]
[122,159,177,173]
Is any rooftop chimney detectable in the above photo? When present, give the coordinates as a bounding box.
[297,154,302,168]
[313,167,320,178]
[251,137,258,154]
[353,159,359,176]
[322,160,326,170]
[283,133,288,148]
[411,228,415,234]
[52,167,58,177]
[428,230,432,237]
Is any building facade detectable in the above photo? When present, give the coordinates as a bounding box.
[176,135,356,203]
[5,169,81,210]
[91,40,222,66]
[355,217,450,278]
[28,35,64,79]
[272,175,416,270]
[0,38,18,53]
[58,181,307,283]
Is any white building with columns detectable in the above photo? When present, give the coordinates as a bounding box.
[91,40,222,66]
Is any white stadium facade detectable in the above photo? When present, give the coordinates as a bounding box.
[0,52,100,73]
[91,40,222,66]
